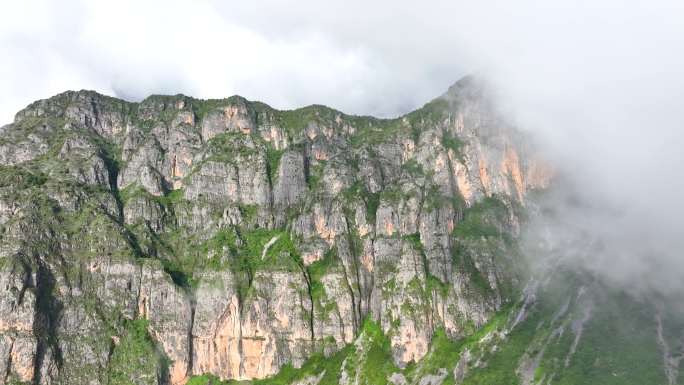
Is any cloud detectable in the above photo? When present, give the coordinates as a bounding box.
[450,0,684,294]
[0,0,471,123]
[1,0,683,293]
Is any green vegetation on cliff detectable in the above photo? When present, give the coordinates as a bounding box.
[1,81,677,385]
[107,319,163,385]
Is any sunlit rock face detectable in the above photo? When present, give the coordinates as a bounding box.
[0,77,554,385]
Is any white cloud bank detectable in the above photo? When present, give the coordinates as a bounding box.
[1,0,683,293]
[0,0,471,122]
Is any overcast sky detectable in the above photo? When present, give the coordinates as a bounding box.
[2,0,684,293]
[0,0,478,122]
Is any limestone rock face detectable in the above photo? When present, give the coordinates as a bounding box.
[201,98,256,141]
[0,134,49,165]
[138,262,193,385]
[0,265,37,383]
[0,76,552,385]
[185,161,241,203]
[191,270,313,381]
[274,151,307,207]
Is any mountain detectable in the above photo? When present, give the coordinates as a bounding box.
[0,77,680,385]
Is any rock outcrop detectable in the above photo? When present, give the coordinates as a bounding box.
[0,78,554,385]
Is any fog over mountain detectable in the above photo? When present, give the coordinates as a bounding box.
[2,2,684,384]
[3,0,682,293]
[460,2,684,295]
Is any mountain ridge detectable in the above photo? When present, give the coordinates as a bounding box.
[10,75,477,126]
[0,76,680,385]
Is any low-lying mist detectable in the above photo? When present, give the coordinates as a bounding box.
[456,1,684,296]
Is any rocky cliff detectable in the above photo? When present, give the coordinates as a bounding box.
[0,76,679,385]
